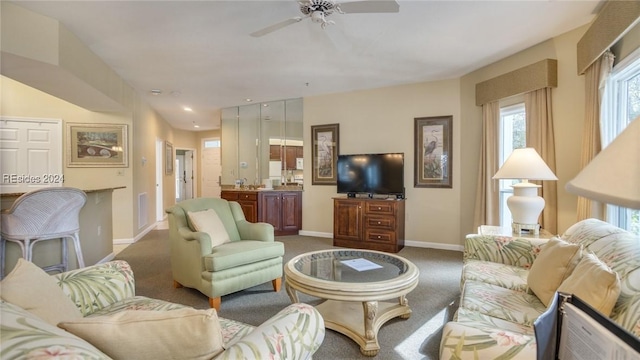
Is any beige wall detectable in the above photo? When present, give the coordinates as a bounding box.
[461,25,590,235]
[1,76,134,240]
[303,79,463,249]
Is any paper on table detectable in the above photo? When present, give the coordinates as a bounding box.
[341,258,383,272]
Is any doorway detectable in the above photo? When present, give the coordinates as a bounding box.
[175,149,195,202]
[155,139,164,222]
[201,138,221,197]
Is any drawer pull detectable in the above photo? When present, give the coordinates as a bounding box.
[378,221,381,224]
[377,235,381,239]
[378,207,381,210]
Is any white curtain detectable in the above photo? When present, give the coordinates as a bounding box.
[525,88,558,233]
[577,50,615,221]
[473,101,500,230]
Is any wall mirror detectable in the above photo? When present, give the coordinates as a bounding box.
[221,98,303,188]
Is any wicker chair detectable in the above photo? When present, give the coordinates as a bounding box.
[1,187,87,278]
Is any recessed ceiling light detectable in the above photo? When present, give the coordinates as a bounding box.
[150,89,162,95]
[262,103,269,107]
[193,124,200,128]
[184,107,193,112]
[245,98,252,102]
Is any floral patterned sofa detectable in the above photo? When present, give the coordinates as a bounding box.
[1,260,325,359]
[440,218,640,359]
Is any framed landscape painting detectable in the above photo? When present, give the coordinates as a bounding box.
[311,123,339,185]
[414,115,452,188]
[67,123,128,167]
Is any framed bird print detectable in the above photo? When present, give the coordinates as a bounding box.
[311,123,339,185]
[414,116,452,188]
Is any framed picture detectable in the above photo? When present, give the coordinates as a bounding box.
[165,141,174,175]
[311,123,339,185]
[66,123,128,167]
[414,115,453,188]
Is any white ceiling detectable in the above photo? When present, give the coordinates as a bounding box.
[11,0,602,131]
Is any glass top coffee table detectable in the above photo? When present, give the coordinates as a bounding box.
[284,249,419,356]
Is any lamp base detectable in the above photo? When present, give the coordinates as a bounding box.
[512,222,540,235]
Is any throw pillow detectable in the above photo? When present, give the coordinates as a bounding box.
[58,308,224,360]
[0,258,82,326]
[187,209,231,248]
[527,237,582,306]
[557,252,621,316]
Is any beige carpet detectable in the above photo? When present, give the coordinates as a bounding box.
[115,230,463,360]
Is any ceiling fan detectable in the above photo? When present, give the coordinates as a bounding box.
[250,0,400,37]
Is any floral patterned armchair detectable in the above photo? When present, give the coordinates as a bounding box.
[1,260,325,359]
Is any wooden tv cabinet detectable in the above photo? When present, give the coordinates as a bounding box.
[333,197,405,253]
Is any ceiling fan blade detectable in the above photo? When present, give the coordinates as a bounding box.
[338,0,399,14]
[250,17,304,37]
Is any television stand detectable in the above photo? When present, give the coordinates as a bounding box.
[333,197,405,253]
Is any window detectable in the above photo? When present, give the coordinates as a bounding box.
[498,103,526,226]
[601,50,640,236]
[203,139,220,148]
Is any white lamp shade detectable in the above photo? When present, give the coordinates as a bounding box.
[493,148,558,180]
[566,118,640,209]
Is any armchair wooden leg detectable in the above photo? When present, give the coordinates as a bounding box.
[209,297,221,310]
[272,277,282,292]
[173,280,183,288]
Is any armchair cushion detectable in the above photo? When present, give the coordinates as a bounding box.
[0,258,82,326]
[527,237,582,306]
[204,240,285,272]
[188,209,231,248]
[58,308,224,360]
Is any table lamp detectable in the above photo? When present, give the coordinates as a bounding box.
[493,148,558,234]
[565,117,640,209]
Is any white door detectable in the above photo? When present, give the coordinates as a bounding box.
[156,139,164,222]
[202,138,221,197]
[184,150,194,199]
[0,117,62,194]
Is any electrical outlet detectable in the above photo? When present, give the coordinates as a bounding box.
[97,225,102,236]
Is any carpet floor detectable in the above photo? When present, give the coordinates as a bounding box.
[115,230,463,360]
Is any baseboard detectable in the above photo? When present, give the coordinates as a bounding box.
[298,230,333,238]
[405,240,463,252]
[113,223,158,246]
[298,230,463,252]
[97,252,116,264]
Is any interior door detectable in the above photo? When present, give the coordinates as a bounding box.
[0,117,62,194]
[184,150,194,199]
[202,138,221,197]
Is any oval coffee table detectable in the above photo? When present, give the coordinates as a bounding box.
[284,249,419,356]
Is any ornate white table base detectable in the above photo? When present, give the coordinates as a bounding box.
[284,250,419,357]
[316,298,411,356]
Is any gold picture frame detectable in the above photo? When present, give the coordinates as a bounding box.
[165,141,174,175]
[66,123,128,167]
[414,115,453,188]
[311,123,339,185]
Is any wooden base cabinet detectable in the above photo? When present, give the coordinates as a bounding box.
[333,198,405,253]
[220,191,258,223]
[259,191,302,236]
[222,190,302,236]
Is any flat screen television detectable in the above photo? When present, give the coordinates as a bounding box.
[337,153,404,197]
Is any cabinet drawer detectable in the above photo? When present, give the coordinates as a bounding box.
[364,229,396,244]
[364,202,394,215]
[221,191,238,200]
[365,216,395,230]
[237,192,257,201]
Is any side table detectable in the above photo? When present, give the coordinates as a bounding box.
[478,225,553,239]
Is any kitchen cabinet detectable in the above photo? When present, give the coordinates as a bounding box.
[220,190,258,223]
[259,191,302,236]
[333,198,405,253]
[221,190,302,236]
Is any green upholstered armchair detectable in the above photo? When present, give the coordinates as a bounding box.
[165,198,285,310]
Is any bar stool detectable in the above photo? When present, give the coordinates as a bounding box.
[1,187,87,278]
